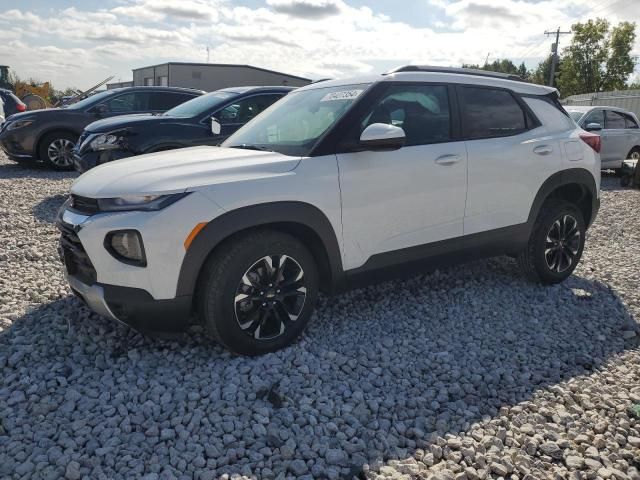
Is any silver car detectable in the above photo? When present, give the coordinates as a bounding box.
[567,106,640,171]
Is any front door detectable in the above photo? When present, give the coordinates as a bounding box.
[336,83,467,270]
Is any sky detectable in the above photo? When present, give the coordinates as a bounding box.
[1,0,639,90]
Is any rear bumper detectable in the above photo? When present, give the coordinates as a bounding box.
[67,273,193,334]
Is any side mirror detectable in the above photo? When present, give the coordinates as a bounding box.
[360,123,406,150]
[585,122,602,132]
[211,117,221,135]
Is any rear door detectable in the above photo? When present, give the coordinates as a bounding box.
[460,86,560,235]
[603,110,628,165]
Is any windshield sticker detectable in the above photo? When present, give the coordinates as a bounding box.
[320,90,364,102]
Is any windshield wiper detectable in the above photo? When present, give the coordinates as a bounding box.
[230,144,273,152]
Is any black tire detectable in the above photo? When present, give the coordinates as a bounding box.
[198,230,319,355]
[627,146,640,162]
[38,131,77,171]
[517,200,586,284]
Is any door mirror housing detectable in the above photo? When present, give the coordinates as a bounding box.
[211,117,221,135]
[585,122,603,132]
[360,123,406,150]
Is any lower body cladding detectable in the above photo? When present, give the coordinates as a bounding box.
[66,273,192,333]
[56,192,224,334]
[73,149,132,173]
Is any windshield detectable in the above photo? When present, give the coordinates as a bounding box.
[166,91,235,118]
[222,83,371,156]
[63,90,115,110]
[568,111,585,122]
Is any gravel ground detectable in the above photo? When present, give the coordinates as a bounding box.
[0,151,639,480]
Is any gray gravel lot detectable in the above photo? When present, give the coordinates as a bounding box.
[0,151,639,480]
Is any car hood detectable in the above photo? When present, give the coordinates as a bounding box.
[85,114,161,133]
[71,146,302,198]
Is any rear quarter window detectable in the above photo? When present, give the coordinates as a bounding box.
[524,97,575,132]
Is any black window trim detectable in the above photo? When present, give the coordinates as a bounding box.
[456,84,541,141]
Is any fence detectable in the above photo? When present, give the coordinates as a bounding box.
[563,89,640,117]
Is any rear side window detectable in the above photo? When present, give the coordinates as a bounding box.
[150,92,196,111]
[605,110,627,129]
[460,87,529,139]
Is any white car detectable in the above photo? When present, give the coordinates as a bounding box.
[57,66,601,355]
[567,105,640,171]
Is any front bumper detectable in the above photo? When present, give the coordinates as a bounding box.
[0,127,36,160]
[56,203,195,334]
[65,273,192,334]
[73,149,132,173]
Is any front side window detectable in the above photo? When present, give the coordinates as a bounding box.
[217,95,283,125]
[460,87,528,139]
[222,84,370,156]
[359,84,451,146]
[582,109,604,127]
[104,92,151,113]
[605,110,626,129]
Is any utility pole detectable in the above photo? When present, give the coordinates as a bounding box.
[545,27,571,87]
[206,46,210,63]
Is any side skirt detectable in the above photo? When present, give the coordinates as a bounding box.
[343,223,530,290]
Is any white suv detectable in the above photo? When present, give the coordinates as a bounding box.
[57,66,601,355]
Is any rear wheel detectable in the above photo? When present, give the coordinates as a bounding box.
[198,230,319,355]
[518,200,585,284]
[628,147,640,162]
[39,131,77,170]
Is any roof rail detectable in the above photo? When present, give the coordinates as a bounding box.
[385,65,526,82]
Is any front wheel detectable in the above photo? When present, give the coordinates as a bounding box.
[517,200,586,284]
[198,230,319,355]
[39,131,77,170]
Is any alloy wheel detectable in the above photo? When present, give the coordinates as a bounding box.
[47,139,75,167]
[234,255,307,340]
[630,151,640,160]
[544,214,581,273]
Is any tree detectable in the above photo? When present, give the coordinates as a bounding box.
[530,55,560,87]
[558,18,636,97]
[462,58,529,79]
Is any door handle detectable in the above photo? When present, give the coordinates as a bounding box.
[533,145,553,156]
[435,154,461,165]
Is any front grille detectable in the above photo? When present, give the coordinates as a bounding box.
[70,194,100,214]
[57,221,97,285]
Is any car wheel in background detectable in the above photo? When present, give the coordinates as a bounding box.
[39,131,77,171]
[518,200,586,284]
[198,230,319,356]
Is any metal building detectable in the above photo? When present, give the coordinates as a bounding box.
[106,80,134,90]
[121,63,311,92]
[564,89,640,117]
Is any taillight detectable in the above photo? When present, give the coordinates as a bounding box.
[579,132,601,153]
[16,103,26,112]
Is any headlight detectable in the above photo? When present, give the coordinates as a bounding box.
[6,120,34,130]
[105,230,146,266]
[90,133,122,151]
[96,192,189,212]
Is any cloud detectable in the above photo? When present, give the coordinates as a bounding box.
[113,0,221,23]
[266,0,342,19]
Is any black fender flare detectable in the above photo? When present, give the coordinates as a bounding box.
[175,201,344,298]
[527,168,599,227]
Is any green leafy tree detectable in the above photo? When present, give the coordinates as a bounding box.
[558,18,636,97]
[463,59,523,76]
[530,55,561,87]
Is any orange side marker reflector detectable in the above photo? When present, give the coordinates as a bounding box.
[184,222,208,250]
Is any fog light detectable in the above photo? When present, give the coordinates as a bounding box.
[105,230,146,266]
